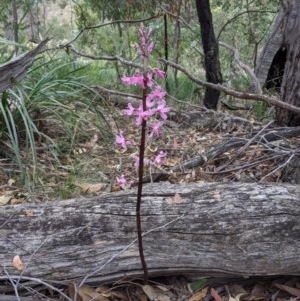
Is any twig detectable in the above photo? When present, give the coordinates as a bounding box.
[260,153,295,182]
[219,41,262,95]
[216,120,274,171]
[0,275,72,301]
[3,268,21,301]
[205,153,284,175]
[67,44,143,69]
[158,59,300,114]
[62,15,162,46]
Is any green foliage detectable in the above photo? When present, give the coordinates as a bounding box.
[0,55,111,191]
[166,75,198,104]
[75,0,157,24]
[0,0,287,196]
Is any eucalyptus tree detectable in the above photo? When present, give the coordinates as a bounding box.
[255,0,300,126]
[196,0,222,110]
[0,0,36,42]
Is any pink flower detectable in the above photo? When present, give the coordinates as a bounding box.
[149,121,163,138]
[147,41,155,54]
[134,42,143,56]
[146,96,156,108]
[115,131,131,150]
[123,103,136,116]
[156,100,170,120]
[154,151,167,165]
[146,86,166,103]
[154,69,165,79]
[132,155,152,168]
[121,75,133,85]
[146,73,154,87]
[121,73,145,89]
[116,175,127,187]
[135,103,156,126]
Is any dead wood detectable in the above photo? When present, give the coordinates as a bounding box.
[1,182,300,287]
[138,126,300,185]
[171,126,300,172]
[0,38,49,93]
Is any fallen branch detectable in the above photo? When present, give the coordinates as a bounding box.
[1,182,300,287]
[171,126,300,172]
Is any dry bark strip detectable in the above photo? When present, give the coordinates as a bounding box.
[0,38,49,93]
[0,182,300,286]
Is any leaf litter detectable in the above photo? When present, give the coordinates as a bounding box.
[1,105,300,300]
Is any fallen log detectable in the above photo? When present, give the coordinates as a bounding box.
[0,182,300,286]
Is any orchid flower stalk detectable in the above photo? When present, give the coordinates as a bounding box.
[115,26,170,283]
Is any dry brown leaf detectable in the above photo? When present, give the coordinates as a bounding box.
[76,182,109,193]
[8,178,16,186]
[95,285,111,296]
[273,283,300,297]
[142,284,172,301]
[10,197,26,205]
[23,210,33,216]
[69,284,110,301]
[249,283,268,299]
[134,286,148,301]
[0,195,11,205]
[12,255,24,271]
[165,193,186,204]
[111,290,128,300]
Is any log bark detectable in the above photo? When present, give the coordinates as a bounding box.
[1,182,300,286]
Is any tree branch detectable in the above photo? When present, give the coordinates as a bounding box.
[219,41,262,95]
[159,58,300,114]
[66,44,143,69]
[62,15,162,46]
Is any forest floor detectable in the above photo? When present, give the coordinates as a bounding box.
[2,100,298,203]
[1,101,300,301]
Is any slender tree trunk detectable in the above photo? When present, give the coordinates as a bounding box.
[276,0,300,125]
[12,0,19,54]
[163,13,170,94]
[195,0,222,110]
[172,0,182,90]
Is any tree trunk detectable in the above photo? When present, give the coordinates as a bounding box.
[255,0,300,126]
[277,0,300,125]
[195,0,222,110]
[1,182,300,286]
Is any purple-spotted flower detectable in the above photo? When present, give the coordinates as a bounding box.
[154,151,167,165]
[115,131,131,150]
[156,100,170,120]
[146,86,166,104]
[115,26,171,179]
[135,103,156,126]
[154,69,165,79]
[116,174,127,187]
[123,103,136,116]
[132,155,153,168]
[149,121,164,138]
